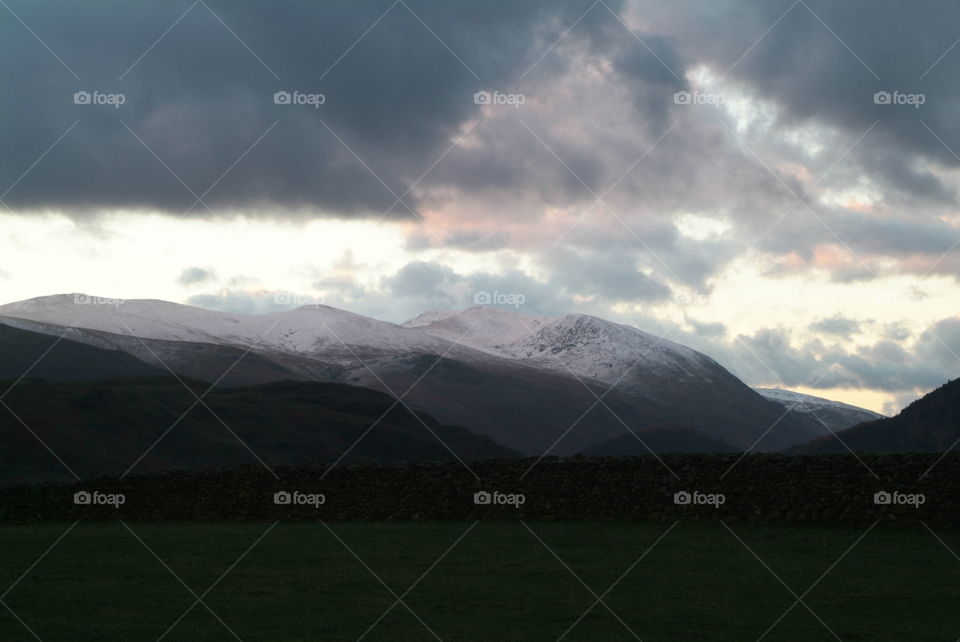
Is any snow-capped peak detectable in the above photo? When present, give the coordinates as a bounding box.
[402,305,713,388]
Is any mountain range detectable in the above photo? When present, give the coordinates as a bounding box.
[0,295,886,468]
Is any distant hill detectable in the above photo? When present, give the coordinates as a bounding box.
[0,323,165,380]
[790,379,959,454]
[754,387,883,432]
[580,424,740,455]
[0,377,519,483]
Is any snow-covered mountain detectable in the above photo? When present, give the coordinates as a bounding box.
[754,388,884,432]
[0,294,456,359]
[0,296,638,454]
[0,294,838,454]
[404,306,715,391]
[403,306,840,449]
[405,307,881,433]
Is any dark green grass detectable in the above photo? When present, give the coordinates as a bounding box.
[0,521,957,641]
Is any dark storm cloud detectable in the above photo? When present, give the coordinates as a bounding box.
[6,0,960,317]
[8,0,954,283]
[0,0,622,216]
[4,0,959,242]
[640,0,960,199]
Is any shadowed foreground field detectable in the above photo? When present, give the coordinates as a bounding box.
[0,522,957,641]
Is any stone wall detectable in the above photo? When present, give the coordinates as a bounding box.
[1,453,956,527]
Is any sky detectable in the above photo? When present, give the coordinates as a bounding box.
[1,0,959,414]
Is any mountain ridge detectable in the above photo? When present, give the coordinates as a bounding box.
[0,294,875,454]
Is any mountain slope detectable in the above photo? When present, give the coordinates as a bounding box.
[404,306,829,450]
[0,323,166,380]
[0,376,518,483]
[754,388,884,432]
[790,379,959,453]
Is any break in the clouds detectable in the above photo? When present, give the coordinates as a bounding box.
[1,0,959,413]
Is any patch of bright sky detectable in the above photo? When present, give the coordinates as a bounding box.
[688,64,775,134]
[788,385,903,416]
[0,212,412,304]
[652,254,954,339]
[817,182,882,211]
[779,122,827,158]
[675,213,732,240]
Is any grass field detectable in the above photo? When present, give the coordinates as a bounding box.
[0,521,957,641]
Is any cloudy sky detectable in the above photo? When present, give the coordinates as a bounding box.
[1,0,959,413]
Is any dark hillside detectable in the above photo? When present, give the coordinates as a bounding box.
[0,376,518,482]
[791,379,960,453]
